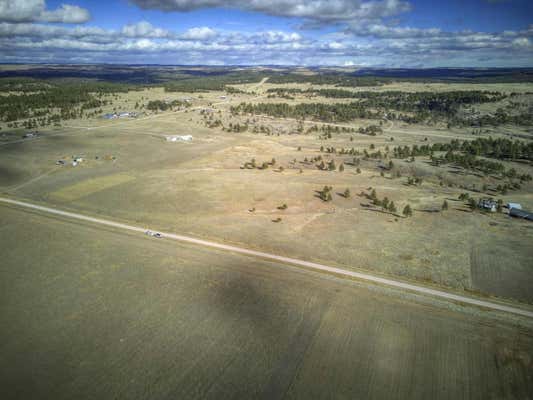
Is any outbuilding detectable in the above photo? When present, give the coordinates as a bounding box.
[166,135,193,142]
[478,198,497,212]
[509,208,533,221]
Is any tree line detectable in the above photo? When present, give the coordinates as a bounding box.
[231,102,381,122]
[393,137,533,162]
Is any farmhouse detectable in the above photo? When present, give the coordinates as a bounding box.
[118,112,137,118]
[478,198,497,212]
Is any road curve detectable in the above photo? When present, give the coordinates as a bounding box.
[1,196,532,319]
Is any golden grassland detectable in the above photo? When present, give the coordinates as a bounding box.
[1,83,532,304]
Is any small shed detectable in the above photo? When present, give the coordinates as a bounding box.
[507,203,522,210]
[166,135,193,142]
[509,208,533,221]
[478,198,497,212]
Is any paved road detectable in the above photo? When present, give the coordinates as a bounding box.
[1,197,532,319]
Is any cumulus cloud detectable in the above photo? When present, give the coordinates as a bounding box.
[348,23,443,39]
[39,4,90,23]
[512,37,531,48]
[180,26,217,40]
[252,31,301,43]
[130,0,410,24]
[0,8,532,67]
[122,21,171,38]
[0,0,90,23]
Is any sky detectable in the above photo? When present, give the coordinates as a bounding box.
[0,0,532,66]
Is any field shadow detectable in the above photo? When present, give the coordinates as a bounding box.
[0,165,26,187]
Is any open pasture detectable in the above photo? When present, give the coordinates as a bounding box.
[1,205,532,399]
[1,81,532,304]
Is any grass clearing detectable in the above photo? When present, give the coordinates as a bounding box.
[49,173,135,201]
[0,81,532,304]
[1,205,532,399]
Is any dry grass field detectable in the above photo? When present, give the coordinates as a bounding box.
[1,82,533,305]
[1,205,532,400]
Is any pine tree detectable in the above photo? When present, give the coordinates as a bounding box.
[403,204,413,217]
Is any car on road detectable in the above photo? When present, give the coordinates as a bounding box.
[145,230,163,238]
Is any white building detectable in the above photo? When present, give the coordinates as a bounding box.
[507,203,522,210]
[166,135,193,142]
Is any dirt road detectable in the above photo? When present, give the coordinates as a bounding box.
[1,196,532,319]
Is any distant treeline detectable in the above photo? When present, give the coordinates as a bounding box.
[1,66,533,88]
[268,88,506,115]
[233,90,507,123]
[266,74,384,87]
[0,78,142,124]
[392,137,533,179]
[450,109,533,127]
[163,72,266,92]
[146,99,190,111]
[393,137,533,162]
[231,102,381,122]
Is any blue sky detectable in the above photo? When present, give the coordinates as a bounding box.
[0,0,532,66]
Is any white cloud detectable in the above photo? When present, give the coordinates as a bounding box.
[0,13,532,67]
[180,26,217,40]
[122,21,171,38]
[0,0,90,23]
[328,41,345,49]
[130,0,410,24]
[39,4,90,23]
[348,23,443,38]
[253,31,302,43]
[512,37,531,48]
[0,0,43,22]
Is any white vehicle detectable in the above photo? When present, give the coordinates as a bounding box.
[145,230,162,238]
